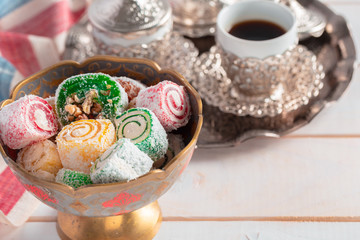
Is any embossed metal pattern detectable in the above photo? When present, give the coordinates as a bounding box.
[0,57,203,217]
[193,45,325,117]
[195,0,356,147]
[191,46,325,117]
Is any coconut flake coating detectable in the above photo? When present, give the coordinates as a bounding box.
[136,80,191,132]
[56,168,92,188]
[114,76,146,102]
[55,73,128,126]
[115,108,168,161]
[56,119,116,174]
[17,140,62,181]
[0,95,58,149]
[90,138,153,184]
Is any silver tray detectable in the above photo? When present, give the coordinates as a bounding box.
[63,0,356,148]
[195,0,356,147]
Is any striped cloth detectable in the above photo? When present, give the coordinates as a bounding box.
[0,0,86,226]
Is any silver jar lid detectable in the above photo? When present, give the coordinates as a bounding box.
[88,0,171,33]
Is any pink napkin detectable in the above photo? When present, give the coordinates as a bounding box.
[0,0,86,226]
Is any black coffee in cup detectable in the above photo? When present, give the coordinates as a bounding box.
[228,20,286,41]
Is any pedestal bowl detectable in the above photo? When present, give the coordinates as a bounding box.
[0,56,203,240]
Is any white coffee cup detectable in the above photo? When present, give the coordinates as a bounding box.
[216,0,298,59]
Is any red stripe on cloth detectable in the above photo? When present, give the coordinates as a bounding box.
[0,167,26,215]
[9,1,85,38]
[0,32,41,76]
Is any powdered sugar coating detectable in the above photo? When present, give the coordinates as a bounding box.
[56,168,92,188]
[17,140,62,181]
[56,119,116,174]
[136,81,191,132]
[0,95,58,149]
[90,138,153,183]
[55,73,128,126]
[114,76,146,102]
[115,108,168,161]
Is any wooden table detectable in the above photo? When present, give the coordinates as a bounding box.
[1,0,360,239]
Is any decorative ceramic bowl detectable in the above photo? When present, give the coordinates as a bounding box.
[0,57,203,240]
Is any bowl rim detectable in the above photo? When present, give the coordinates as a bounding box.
[0,56,203,195]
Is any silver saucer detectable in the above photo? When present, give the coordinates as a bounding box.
[195,0,356,147]
[192,45,325,118]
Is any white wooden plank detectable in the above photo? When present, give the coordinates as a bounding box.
[0,222,60,240]
[2,221,360,240]
[155,221,360,240]
[158,138,360,217]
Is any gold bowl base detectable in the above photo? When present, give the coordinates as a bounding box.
[57,201,162,240]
